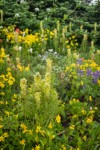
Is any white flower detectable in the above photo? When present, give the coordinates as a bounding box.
[90,107,92,110]
[15,13,20,17]
[48,49,53,52]
[46,8,51,12]
[18,46,22,51]
[54,52,57,55]
[42,56,47,61]
[28,48,33,53]
[35,8,39,12]
[20,0,25,4]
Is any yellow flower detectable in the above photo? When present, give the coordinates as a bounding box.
[0,125,3,128]
[28,130,33,135]
[22,128,28,133]
[21,123,28,130]
[0,136,4,142]
[83,135,87,141]
[3,132,9,138]
[55,115,61,123]
[0,101,4,105]
[61,144,67,150]
[81,109,86,115]
[36,125,41,133]
[50,135,55,140]
[72,36,75,39]
[97,80,100,85]
[15,114,18,118]
[69,125,75,130]
[86,116,93,124]
[76,148,80,150]
[13,94,17,98]
[0,92,5,96]
[72,115,77,119]
[7,68,11,71]
[89,96,92,101]
[4,111,10,116]
[12,98,16,102]
[35,145,40,150]
[20,139,26,145]
[25,66,30,71]
[48,122,53,129]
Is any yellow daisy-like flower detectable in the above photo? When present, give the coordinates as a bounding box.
[20,139,26,145]
[35,145,40,150]
[36,125,41,133]
[22,128,28,133]
[28,130,33,135]
[55,115,61,123]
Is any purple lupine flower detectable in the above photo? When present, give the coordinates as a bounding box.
[86,69,93,76]
[92,71,100,79]
[92,71,100,84]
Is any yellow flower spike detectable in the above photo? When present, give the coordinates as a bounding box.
[20,139,26,145]
[55,115,61,123]
[34,92,41,108]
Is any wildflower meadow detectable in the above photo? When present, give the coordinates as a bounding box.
[0,0,100,150]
